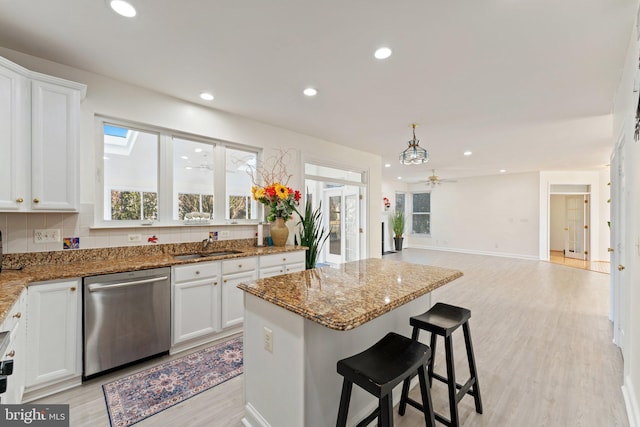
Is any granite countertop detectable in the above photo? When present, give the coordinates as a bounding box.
[0,244,305,325]
[237,258,463,331]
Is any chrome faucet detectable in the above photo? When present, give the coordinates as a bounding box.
[202,237,213,250]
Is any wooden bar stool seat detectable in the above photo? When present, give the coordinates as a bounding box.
[336,332,436,427]
[399,302,483,427]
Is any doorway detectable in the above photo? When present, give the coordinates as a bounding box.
[549,186,591,261]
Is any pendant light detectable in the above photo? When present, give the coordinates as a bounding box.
[399,124,429,165]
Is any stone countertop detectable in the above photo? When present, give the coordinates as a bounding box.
[237,258,463,331]
[0,245,305,325]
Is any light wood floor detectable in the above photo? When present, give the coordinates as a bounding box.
[36,249,627,426]
[549,250,611,274]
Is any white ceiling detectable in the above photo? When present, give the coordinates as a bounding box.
[0,0,635,183]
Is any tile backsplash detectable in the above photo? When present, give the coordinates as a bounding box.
[0,204,262,254]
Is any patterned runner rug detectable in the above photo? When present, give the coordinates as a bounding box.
[103,336,243,427]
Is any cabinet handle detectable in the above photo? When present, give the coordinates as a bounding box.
[12,312,21,319]
[70,287,76,292]
[6,350,15,358]
[33,198,40,204]
[16,197,24,203]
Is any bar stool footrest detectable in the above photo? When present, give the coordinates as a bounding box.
[432,372,478,403]
[355,407,380,427]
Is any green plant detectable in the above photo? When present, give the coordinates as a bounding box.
[295,198,330,269]
[391,210,405,237]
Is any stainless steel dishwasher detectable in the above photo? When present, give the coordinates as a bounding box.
[83,267,171,378]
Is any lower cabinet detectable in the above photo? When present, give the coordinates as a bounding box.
[172,261,221,347]
[222,257,257,329]
[24,278,81,401]
[0,289,27,404]
[259,251,306,278]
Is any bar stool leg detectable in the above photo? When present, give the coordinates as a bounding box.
[379,393,393,427]
[428,332,437,387]
[336,379,353,427]
[399,326,421,416]
[417,365,436,427]
[444,335,459,427]
[463,322,483,414]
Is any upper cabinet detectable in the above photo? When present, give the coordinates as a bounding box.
[0,56,86,212]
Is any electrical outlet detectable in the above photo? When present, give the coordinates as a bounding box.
[220,230,230,237]
[127,234,142,242]
[34,229,60,243]
[263,327,273,353]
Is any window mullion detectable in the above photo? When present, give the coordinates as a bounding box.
[159,134,174,224]
[213,144,226,221]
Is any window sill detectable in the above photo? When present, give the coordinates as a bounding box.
[90,221,261,230]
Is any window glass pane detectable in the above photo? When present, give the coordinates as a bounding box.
[412,214,431,234]
[413,192,431,213]
[173,138,214,220]
[104,125,158,221]
[304,164,363,183]
[395,192,405,212]
[226,148,257,220]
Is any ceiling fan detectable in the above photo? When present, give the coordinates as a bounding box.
[422,170,457,187]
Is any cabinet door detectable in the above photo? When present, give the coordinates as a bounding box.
[0,62,29,211]
[26,279,81,388]
[173,277,220,344]
[0,290,27,403]
[222,270,256,329]
[30,79,80,211]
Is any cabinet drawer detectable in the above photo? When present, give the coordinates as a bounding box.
[260,251,305,268]
[1,290,26,333]
[222,257,257,275]
[173,262,220,283]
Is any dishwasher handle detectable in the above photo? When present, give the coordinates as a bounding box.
[87,276,169,292]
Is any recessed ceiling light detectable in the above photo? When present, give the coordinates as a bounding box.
[185,166,193,170]
[110,0,136,17]
[500,169,507,173]
[200,92,214,101]
[103,156,110,160]
[384,163,391,168]
[194,148,203,153]
[374,47,392,60]
[464,151,472,156]
[181,155,189,160]
[397,176,402,180]
[303,87,318,97]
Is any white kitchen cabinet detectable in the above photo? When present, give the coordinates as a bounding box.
[222,257,257,329]
[172,261,221,347]
[0,289,27,404]
[259,250,306,278]
[0,56,85,212]
[24,278,81,400]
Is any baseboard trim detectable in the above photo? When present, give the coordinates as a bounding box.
[407,244,540,261]
[242,403,271,427]
[623,375,639,427]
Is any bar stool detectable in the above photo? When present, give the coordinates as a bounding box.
[336,332,436,427]
[399,302,483,427]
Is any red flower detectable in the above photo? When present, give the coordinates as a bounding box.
[265,186,277,197]
[294,190,301,202]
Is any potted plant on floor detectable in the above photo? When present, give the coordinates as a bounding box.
[295,197,330,269]
[391,209,405,251]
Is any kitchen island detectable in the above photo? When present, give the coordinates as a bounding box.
[237,258,463,427]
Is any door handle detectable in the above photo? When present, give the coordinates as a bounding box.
[608,248,614,253]
[87,276,169,292]
[618,265,625,271]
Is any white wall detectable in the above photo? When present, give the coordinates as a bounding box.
[0,47,381,257]
[406,172,540,259]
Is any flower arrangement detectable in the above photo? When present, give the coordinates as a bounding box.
[252,183,301,222]
[249,149,301,222]
[383,197,391,209]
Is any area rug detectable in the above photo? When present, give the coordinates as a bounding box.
[103,336,243,427]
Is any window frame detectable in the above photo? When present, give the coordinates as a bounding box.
[410,191,431,236]
[95,116,261,228]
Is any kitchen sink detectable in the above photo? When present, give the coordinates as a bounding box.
[173,250,243,260]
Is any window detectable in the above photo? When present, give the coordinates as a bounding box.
[103,125,158,221]
[100,118,259,225]
[411,192,431,235]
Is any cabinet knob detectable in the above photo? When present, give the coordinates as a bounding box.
[16,197,24,203]
[213,281,218,286]
[5,350,15,358]
[70,287,76,292]
[195,271,200,275]
[618,265,625,271]
[223,279,228,283]
[608,248,615,253]
[282,258,286,261]
[12,312,21,319]
[33,198,40,204]
[238,264,242,268]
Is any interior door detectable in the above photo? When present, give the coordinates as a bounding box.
[323,185,361,265]
[564,195,588,260]
[324,188,342,265]
[611,138,627,354]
